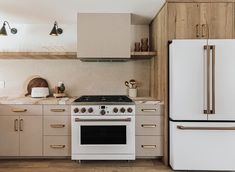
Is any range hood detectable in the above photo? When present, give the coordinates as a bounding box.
[77,13,131,60]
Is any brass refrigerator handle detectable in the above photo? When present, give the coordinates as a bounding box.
[196,24,200,38]
[141,109,156,112]
[204,45,211,114]
[12,108,27,112]
[14,119,18,131]
[211,45,216,114]
[19,119,23,131]
[75,118,131,122]
[177,125,235,131]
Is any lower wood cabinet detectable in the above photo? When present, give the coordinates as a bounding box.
[0,116,19,156]
[135,101,163,158]
[0,105,43,156]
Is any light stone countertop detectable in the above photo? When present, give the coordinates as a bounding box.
[0,96,77,105]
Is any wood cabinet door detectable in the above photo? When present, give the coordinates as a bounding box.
[19,116,43,156]
[0,116,19,156]
[168,3,200,39]
[200,3,233,39]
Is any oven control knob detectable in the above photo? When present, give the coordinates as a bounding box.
[81,108,86,113]
[120,107,126,113]
[100,110,106,115]
[88,107,93,113]
[113,107,118,113]
[74,108,79,113]
[127,107,133,113]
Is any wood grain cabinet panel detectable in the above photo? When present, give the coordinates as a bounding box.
[200,3,233,39]
[168,3,200,39]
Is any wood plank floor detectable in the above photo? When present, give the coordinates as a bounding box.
[0,159,174,172]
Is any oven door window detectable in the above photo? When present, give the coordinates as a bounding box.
[81,125,126,145]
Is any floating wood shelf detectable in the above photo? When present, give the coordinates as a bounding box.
[131,51,157,59]
[0,52,77,59]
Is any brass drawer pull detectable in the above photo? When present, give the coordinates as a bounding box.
[141,124,157,128]
[12,108,27,112]
[50,124,65,128]
[14,119,18,131]
[50,109,66,112]
[141,145,156,149]
[50,145,66,149]
[141,109,156,112]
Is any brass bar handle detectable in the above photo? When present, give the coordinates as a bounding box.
[202,24,207,38]
[141,124,157,128]
[50,145,66,149]
[141,145,156,149]
[211,45,216,114]
[204,45,211,114]
[12,108,27,113]
[50,124,65,128]
[19,119,23,131]
[75,118,131,122]
[141,109,156,112]
[196,24,200,38]
[177,125,235,131]
[50,109,65,112]
[14,119,18,131]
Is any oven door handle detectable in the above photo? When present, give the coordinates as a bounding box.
[75,118,132,122]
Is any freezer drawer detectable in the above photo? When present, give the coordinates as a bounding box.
[170,121,235,171]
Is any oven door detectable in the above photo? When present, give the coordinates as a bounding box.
[72,116,135,154]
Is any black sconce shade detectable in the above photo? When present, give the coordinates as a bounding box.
[50,21,63,36]
[0,21,17,36]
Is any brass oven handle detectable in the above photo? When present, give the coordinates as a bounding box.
[141,124,157,128]
[141,145,156,149]
[75,118,131,122]
[202,24,207,38]
[50,124,65,128]
[211,45,216,114]
[50,109,66,112]
[14,119,18,131]
[50,145,66,149]
[141,109,156,112]
[177,125,235,130]
[196,24,200,38]
[19,119,23,131]
[12,108,27,112]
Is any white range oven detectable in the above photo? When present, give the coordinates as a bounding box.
[71,96,135,160]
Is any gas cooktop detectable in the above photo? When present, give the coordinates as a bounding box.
[74,95,133,103]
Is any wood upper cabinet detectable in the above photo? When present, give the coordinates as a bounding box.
[168,3,200,39]
[168,2,234,39]
[200,3,233,39]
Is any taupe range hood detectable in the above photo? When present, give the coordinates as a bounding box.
[77,13,131,61]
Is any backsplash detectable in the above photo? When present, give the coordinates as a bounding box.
[0,59,151,97]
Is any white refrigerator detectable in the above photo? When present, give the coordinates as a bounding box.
[169,39,235,171]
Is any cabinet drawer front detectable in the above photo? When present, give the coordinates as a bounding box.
[136,104,162,116]
[136,116,163,136]
[44,105,69,116]
[136,136,163,157]
[0,105,42,116]
[44,116,71,136]
[44,136,71,156]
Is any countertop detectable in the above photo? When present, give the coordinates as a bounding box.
[0,96,76,105]
[0,96,160,105]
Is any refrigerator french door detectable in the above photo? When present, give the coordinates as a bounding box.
[169,39,235,171]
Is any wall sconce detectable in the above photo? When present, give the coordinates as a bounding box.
[50,21,63,36]
[0,21,17,36]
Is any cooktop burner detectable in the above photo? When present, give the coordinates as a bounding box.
[74,95,133,103]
